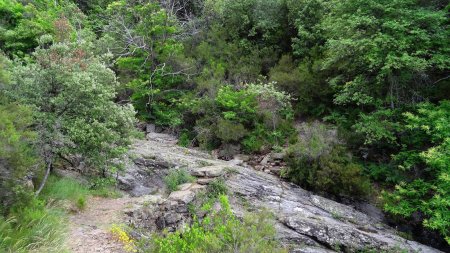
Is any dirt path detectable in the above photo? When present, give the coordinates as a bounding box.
[67,196,134,253]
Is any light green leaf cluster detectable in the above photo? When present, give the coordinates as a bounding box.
[7,41,136,174]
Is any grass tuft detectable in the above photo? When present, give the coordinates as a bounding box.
[164,168,195,192]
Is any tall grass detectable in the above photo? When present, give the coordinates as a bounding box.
[41,175,90,210]
[0,175,92,252]
[0,200,67,253]
[1,174,123,252]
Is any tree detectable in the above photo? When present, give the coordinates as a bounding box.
[0,53,38,212]
[383,101,450,244]
[6,37,136,194]
[102,0,192,125]
[321,0,449,108]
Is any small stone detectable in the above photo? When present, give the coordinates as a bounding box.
[146,123,156,133]
[228,159,244,166]
[271,152,285,160]
[168,190,195,204]
[178,183,194,191]
[260,155,270,165]
[197,178,214,185]
[164,213,181,224]
[234,154,250,162]
[190,165,225,177]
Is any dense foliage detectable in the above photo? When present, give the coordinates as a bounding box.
[0,0,448,250]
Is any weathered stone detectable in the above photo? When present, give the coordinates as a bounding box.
[125,132,442,253]
[146,123,156,133]
[178,183,194,191]
[228,158,244,166]
[271,152,286,160]
[260,155,271,165]
[197,178,214,185]
[234,154,250,162]
[190,165,225,177]
[218,144,241,160]
[168,190,195,204]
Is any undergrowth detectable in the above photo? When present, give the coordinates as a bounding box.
[164,168,195,192]
[138,195,286,253]
[0,197,67,253]
[41,175,90,210]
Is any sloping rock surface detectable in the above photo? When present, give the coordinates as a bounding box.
[123,133,441,253]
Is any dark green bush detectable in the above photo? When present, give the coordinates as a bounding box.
[216,119,247,142]
[206,178,228,198]
[183,82,294,154]
[283,122,370,198]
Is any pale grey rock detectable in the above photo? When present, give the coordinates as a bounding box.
[189,165,226,177]
[123,133,442,253]
[261,154,271,165]
[271,152,286,160]
[196,178,214,185]
[168,190,195,204]
[145,124,156,133]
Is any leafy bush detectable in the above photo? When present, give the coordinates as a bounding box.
[382,101,450,243]
[0,102,38,213]
[283,122,370,198]
[178,130,194,147]
[164,168,195,192]
[138,195,286,253]
[184,82,294,154]
[216,118,247,142]
[89,177,122,198]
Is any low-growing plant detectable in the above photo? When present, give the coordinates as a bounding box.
[138,195,287,253]
[206,178,228,198]
[111,224,137,252]
[164,168,195,192]
[90,177,123,198]
[41,175,90,210]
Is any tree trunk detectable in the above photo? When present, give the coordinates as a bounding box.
[35,160,52,196]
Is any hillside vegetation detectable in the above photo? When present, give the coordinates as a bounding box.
[0,0,448,251]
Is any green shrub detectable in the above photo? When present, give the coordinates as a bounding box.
[206,178,228,198]
[184,82,294,153]
[178,130,193,147]
[216,118,247,142]
[283,122,370,198]
[138,195,286,253]
[89,177,122,198]
[164,168,195,192]
[0,103,38,213]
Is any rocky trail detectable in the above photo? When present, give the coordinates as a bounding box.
[68,132,442,253]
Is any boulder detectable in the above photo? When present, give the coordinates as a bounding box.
[168,190,196,204]
[145,123,156,133]
[190,165,226,178]
[125,132,442,253]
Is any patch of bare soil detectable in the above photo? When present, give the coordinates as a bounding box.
[67,196,134,253]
